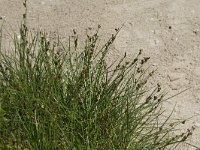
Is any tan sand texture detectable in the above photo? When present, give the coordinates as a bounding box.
[0,0,200,149]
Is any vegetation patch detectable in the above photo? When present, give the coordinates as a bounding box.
[0,1,195,149]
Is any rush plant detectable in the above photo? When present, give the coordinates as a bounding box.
[0,1,194,149]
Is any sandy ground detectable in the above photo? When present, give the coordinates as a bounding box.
[1,0,200,149]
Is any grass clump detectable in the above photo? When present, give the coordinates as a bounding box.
[0,4,194,150]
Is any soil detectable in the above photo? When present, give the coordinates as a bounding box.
[1,0,200,149]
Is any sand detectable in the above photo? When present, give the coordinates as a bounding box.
[0,0,200,149]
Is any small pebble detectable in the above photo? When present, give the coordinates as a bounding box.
[194,111,200,115]
[194,122,200,128]
[17,35,21,40]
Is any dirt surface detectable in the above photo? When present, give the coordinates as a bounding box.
[1,0,200,149]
